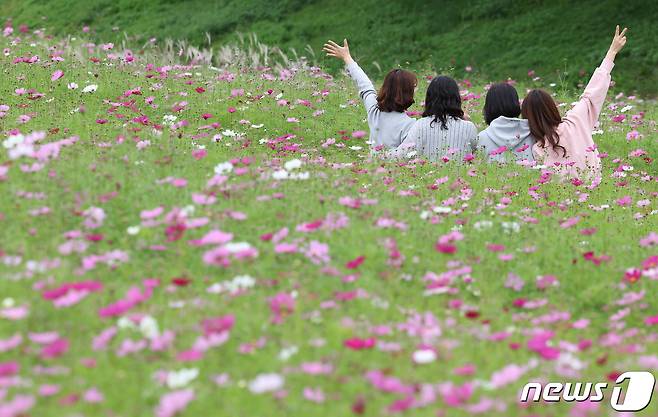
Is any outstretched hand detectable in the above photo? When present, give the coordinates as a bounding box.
[323,39,354,65]
[606,25,628,61]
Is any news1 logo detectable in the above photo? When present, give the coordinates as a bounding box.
[520,371,656,411]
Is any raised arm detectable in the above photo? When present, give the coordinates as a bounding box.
[323,39,379,117]
[565,26,628,129]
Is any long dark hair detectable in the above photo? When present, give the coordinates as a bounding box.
[422,76,464,129]
[483,83,521,125]
[521,89,566,157]
[377,69,417,113]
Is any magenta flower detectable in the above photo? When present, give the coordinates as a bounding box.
[51,69,64,81]
[344,337,376,350]
[268,292,295,324]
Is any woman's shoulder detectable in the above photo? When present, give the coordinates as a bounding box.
[452,117,477,132]
[412,116,433,127]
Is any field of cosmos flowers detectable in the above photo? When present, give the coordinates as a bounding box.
[0,23,657,417]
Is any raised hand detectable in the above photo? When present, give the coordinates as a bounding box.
[606,25,628,62]
[323,39,354,65]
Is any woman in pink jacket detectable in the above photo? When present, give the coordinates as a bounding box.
[521,26,628,179]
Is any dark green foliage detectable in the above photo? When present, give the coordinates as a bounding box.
[2,0,657,94]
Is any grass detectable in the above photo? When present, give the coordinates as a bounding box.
[1,0,657,94]
[0,26,657,417]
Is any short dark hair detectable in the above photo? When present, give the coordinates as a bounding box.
[483,83,521,125]
[422,75,464,129]
[377,69,417,113]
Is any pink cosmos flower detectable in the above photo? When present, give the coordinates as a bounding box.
[269,293,295,324]
[83,388,104,403]
[0,334,22,353]
[92,326,118,351]
[0,361,20,377]
[155,389,194,417]
[40,338,69,359]
[626,130,640,140]
[51,69,64,81]
[303,387,325,403]
[640,232,658,247]
[0,395,34,417]
[616,195,632,206]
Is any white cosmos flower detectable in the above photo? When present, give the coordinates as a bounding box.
[474,220,493,230]
[139,315,159,339]
[412,349,437,364]
[117,317,136,330]
[284,159,302,171]
[162,115,177,126]
[502,222,520,233]
[166,368,199,389]
[224,242,252,253]
[221,129,237,137]
[127,226,140,235]
[272,169,288,180]
[207,275,256,294]
[3,134,24,149]
[82,84,98,93]
[278,346,298,361]
[214,162,233,175]
[248,373,284,393]
[291,172,310,180]
[433,206,452,214]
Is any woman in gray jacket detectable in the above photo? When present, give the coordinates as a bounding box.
[323,39,417,150]
[389,76,478,162]
[477,83,536,162]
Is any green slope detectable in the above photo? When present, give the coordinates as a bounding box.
[2,0,657,94]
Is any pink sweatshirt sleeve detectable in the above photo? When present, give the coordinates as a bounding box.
[564,58,614,130]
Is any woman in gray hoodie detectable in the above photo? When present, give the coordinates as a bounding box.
[477,83,536,162]
[323,39,417,150]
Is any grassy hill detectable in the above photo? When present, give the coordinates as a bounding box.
[2,0,657,94]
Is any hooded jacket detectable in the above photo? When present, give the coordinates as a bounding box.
[477,116,536,162]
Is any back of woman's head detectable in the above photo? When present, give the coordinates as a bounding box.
[483,83,521,125]
[521,89,565,157]
[422,76,464,129]
[377,69,417,113]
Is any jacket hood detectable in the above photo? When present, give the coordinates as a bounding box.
[481,116,533,148]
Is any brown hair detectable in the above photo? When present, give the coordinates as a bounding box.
[377,69,417,113]
[521,89,566,157]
